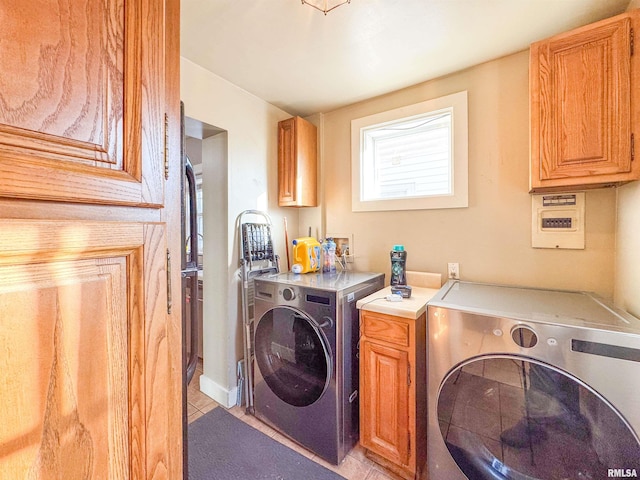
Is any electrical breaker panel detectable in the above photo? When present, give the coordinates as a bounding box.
[531,193,585,249]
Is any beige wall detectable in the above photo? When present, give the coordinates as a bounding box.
[181,57,295,407]
[615,0,640,317]
[321,51,617,298]
[615,184,640,317]
[298,112,324,239]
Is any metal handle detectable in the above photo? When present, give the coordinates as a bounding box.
[185,157,200,386]
[181,266,200,277]
[317,316,334,329]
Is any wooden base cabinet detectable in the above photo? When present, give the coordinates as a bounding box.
[530,9,640,192]
[359,310,427,480]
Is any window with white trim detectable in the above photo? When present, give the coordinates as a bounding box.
[351,91,468,211]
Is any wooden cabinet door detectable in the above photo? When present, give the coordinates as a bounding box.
[0,221,173,478]
[278,117,297,205]
[360,340,410,466]
[0,0,182,478]
[0,0,165,206]
[277,116,317,207]
[530,10,639,192]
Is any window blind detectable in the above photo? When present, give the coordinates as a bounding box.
[362,111,452,201]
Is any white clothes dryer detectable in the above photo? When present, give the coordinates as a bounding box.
[427,281,640,480]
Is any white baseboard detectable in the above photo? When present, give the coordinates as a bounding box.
[198,374,238,409]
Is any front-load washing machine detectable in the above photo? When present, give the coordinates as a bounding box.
[252,271,384,464]
[427,281,640,480]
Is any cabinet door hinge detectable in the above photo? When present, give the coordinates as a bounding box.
[408,432,411,457]
[632,133,635,163]
[164,113,170,180]
[166,249,172,314]
[407,362,411,386]
[631,28,635,57]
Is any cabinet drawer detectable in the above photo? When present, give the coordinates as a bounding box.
[362,313,409,347]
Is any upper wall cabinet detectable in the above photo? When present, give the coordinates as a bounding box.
[278,116,318,207]
[530,9,640,193]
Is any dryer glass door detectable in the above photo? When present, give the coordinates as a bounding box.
[254,306,331,407]
[437,356,640,479]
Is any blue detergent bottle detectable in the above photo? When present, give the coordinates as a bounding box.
[390,245,407,286]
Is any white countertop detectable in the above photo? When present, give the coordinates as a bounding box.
[356,285,440,319]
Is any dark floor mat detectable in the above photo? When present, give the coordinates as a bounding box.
[188,407,346,480]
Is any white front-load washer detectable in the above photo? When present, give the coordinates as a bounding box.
[427,281,640,480]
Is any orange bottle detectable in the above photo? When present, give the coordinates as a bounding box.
[292,237,321,273]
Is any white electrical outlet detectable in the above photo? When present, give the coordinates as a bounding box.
[448,262,459,280]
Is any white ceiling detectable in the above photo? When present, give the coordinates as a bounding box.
[181,0,631,117]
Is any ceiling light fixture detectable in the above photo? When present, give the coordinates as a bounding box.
[301,0,351,15]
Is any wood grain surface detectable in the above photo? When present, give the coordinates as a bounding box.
[0,0,182,477]
[0,0,166,207]
[530,9,640,192]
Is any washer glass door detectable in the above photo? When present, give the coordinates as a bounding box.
[254,306,331,407]
[437,356,640,479]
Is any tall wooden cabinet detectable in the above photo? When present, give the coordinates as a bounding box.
[359,309,427,480]
[0,0,183,478]
[278,116,318,207]
[530,9,640,192]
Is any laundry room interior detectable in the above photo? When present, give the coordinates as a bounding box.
[180,1,640,479]
[4,0,640,479]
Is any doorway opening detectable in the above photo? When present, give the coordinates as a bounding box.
[183,115,225,389]
[182,115,228,479]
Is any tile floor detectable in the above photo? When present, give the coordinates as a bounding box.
[187,362,403,480]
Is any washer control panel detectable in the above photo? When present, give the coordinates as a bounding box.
[282,287,296,301]
[511,325,538,348]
